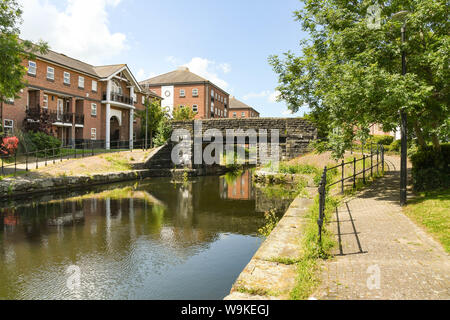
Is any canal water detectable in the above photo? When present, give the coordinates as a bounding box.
[0,171,295,300]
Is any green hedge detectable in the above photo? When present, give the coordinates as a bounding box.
[370,135,394,146]
[25,132,62,157]
[410,144,450,191]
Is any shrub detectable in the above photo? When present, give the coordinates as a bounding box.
[370,135,394,146]
[1,136,19,155]
[26,131,62,157]
[388,139,401,152]
[410,144,450,191]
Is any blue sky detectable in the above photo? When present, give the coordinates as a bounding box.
[19,0,308,117]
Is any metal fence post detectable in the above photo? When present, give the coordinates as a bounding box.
[341,159,345,194]
[60,146,63,162]
[36,151,38,169]
[353,157,356,189]
[26,152,29,172]
[370,144,373,178]
[1,156,3,176]
[53,148,55,164]
[377,144,379,176]
[14,152,17,176]
[92,141,94,156]
[363,155,366,184]
[45,149,48,167]
[382,145,385,174]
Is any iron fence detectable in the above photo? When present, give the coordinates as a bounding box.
[317,143,385,242]
[0,138,152,177]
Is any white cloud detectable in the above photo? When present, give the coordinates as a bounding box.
[219,63,231,74]
[18,0,126,65]
[243,90,281,103]
[136,69,156,81]
[184,57,229,90]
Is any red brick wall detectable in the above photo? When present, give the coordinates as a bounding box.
[228,108,260,119]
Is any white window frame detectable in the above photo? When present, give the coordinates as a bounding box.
[233,112,237,118]
[91,128,97,140]
[78,76,85,89]
[64,72,71,85]
[211,89,214,97]
[91,103,97,116]
[47,66,54,80]
[28,61,36,75]
[43,94,48,109]
[92,80,98,92]
[192,88,199,97]
[180,89,185,97]
[133,93,137,104]
[142,96,145,104]
[211,102,214,112]
[3,119,14,133]
[192,104,198,113]
[241,112,246,118]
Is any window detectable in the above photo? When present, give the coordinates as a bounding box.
[211,102,214,112]
[142,96,145,104]
[5,97,14,104]
[233,112,237,118]
[192,89,199,97]
[192,105,198,113]
[92,80,98,92]
[47,67,54,80]
[133,93,137,104]
[78,76,84,89]
[180,89,185,97]
[241,112,246,118]
[3,119,13,134]
[43,95,48,109]
[224,109,227,117]
[28,61,36,75]
[211,89,214,97]
[91,103,97,116]
[224,98,227,104]
[91,128,97,140]
[64,72,71,85]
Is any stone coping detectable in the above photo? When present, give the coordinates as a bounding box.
[224,196,314,300]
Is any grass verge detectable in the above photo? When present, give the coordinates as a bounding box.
[403,189,450,253]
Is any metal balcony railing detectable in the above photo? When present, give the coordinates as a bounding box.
[102,92,133,105]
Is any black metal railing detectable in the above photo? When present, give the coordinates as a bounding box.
[317,143,385,242]
[102,92,133,105]
[26,107,85,126]
[0,138,152,178]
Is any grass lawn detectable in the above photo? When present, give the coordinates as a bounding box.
[404,189,450,253]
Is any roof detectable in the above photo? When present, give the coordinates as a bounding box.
[140,67,208,86]
[34,49,99,77]
[229,96,259,113]
[93,64,126,78]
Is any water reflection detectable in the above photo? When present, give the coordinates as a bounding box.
[0,171,294,300]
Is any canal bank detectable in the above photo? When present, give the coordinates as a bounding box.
[224,194,315,300]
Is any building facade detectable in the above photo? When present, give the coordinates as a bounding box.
[140,67,230,119]
[1,49,161,149]
[228,96,260,119]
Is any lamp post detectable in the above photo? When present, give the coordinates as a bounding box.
[145,98,148,150]
[392,10,409,207]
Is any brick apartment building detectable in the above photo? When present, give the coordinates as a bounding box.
[139,67,231,119]
[1,48,161,149]
[228,96,260,118]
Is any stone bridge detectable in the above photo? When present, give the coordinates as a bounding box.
[146,118,317,169]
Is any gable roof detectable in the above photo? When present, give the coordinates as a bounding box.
[229,96,258,112]
[140,67,208,86]
[93,64,126,78]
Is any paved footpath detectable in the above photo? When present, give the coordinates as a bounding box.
[314,156,450,300]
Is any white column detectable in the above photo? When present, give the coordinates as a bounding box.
[129,86,135,150]
[129,108,134,150]
[106,103,111,150]
[106,79,112,150]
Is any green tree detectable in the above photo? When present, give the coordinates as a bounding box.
[153,115,172,147]
[270,0,449,157]
[0,0,48,123]
[172,105,197,121]
[136,99,164,148]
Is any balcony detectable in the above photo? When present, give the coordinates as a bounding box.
[26,107,84,126]
[103,92,133,105]
[75,114,85,125]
